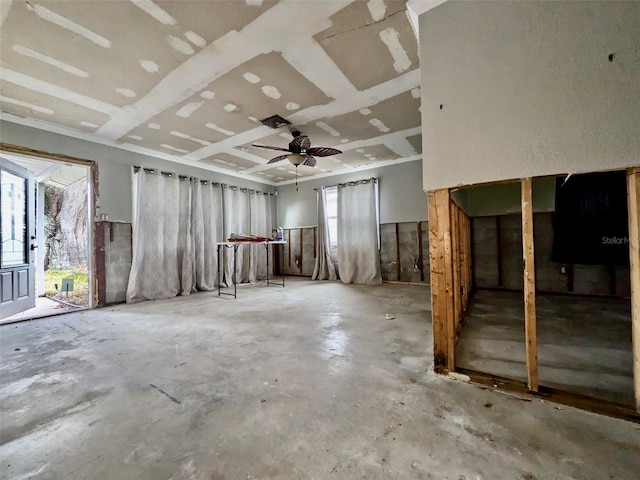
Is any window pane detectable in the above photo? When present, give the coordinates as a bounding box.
[1,170,28,267]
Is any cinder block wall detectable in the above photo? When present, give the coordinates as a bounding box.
[472,213,631,297]
[280,222,430,283]
[96,222,132,305]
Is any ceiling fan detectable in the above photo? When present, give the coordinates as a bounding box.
[252,130,342,189]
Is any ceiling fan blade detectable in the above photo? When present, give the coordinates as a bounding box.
[267,154,289,164]
[302,156,316,167]
[289,135,311,152]
[252,144,291,152]
[306,147,342,157]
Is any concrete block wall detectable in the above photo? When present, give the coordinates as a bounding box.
[279,222,430,283]
[96,221,132,306]
[472,213,631,297]
[280,227,315,277]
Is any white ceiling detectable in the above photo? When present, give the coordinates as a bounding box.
[0,0,424,185]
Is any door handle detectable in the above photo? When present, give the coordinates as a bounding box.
[30,244,37,250]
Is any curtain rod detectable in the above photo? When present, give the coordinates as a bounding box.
[313,177,378,191]
[132,165,275,196]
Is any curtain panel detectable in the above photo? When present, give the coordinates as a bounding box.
[127,168,274,303]
[337,179,382,285]
[312,188,337,280]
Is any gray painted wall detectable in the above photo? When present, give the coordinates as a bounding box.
[452,177,557,217]
[420,1,640,191]
[276,160,426,228]
[1,121,275,223]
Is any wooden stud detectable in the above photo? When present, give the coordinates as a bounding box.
[627,167,640,412]
[428,191,448,372]
[299,229,303,272]
[440,192,455,370]
[417,221,424,282]
[521,178,538,392]
[395,223,401,281]
[451,203,461,332]
[496,215,503,287]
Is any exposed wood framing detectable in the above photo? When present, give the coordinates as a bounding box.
[521,178,539,392]
[395,223,401,280]
[299,229,303,272]
[417,221,424,282]
[628,167,640,412]
[496,215,503,287]
[428,190,473,373]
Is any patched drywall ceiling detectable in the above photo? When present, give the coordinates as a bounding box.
[0,0,422,185]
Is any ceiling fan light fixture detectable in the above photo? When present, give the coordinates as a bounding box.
[288,153,306,166]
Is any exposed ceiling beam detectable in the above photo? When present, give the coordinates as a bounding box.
[35,162,64,182]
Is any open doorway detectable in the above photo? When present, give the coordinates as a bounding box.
[454,173,634,408]
[1,151,94,323]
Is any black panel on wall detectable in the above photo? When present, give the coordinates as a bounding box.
[552,172,629,266]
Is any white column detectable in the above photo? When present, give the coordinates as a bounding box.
[36,182,45,296]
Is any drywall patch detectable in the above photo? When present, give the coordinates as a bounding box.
[360,108,372,115]
[379,27,411,73]
[367,0,387,22]
[200,90,215,100]
[148,123,161,129]
[286,102,300,111]
[224,103,237,112]
[176,101,203,118]
[262,85,281,99]
[170,130,211,146]
[167,35,195,55]
[13,44,89,78]
[205,123,235,136]
[243,72,261,83]
[127,134,143,140]
[369,118,390,133]
[131,0,176,25]
[115,88,136,98]
[316,121,340,136]
[161,144,189,154]
[139,59,159,73]
[0,95,54,114]
[80,121,98,128]
[30,4,111,48]
[185,30,206,48]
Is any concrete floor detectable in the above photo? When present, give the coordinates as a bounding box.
[1,279,639,480]
[457,289,634,406]
[2,297,85,325]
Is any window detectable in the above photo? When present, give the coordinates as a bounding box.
[325,186,338,246]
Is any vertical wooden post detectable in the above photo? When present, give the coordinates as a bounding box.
[428,190,455,372]
[395,223,401,280]
[417,221,424,282]
[521,178,538,392]
[451,204,461,332]
[627,167,640,411]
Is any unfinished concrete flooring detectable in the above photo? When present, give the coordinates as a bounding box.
[1,279,639,479]
[457,289,634,407]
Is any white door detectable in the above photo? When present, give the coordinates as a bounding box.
[1,157,36,319]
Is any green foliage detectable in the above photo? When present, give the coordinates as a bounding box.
[44,269,89,296]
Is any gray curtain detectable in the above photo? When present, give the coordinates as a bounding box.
[312,188,337,280]
[249,192,273,282]
[127,171,185,303]
[337,179,382,285]
[192,181,223,290]
[127,168,270,302]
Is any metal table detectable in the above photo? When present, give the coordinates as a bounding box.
[216,240,286,298]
